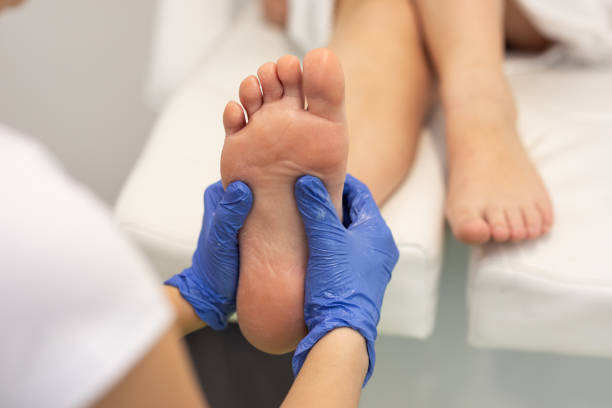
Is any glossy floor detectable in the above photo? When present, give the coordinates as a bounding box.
[362,231,612,408]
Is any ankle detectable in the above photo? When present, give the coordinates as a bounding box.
[442,67,510,103]
[442,69,517,130]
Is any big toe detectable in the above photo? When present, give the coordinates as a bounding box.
[302,48,345,123]
[448,208,491,244]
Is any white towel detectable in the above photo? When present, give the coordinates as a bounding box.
[515,0,612,64]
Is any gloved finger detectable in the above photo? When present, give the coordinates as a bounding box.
[203,181,225,233]
[295,175,344,232]
[203,181,225,213]
[343,174,383,230]
[345,173,399,266]
[210,181,253,245]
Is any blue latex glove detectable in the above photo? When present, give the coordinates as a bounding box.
[292,174,399,386]
[165,180,253,330]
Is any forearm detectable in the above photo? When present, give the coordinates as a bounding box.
[282,328,368,408]
[163,285,207,335]
[93,325,208,408]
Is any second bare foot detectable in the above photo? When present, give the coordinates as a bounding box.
[445,97,554,245]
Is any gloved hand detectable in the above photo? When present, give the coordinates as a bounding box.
[165,180,253,330]
[292,174,399,386]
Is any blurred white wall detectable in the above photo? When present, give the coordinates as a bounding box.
[0,0,156,204]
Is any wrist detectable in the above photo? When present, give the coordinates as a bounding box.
[305,301,379,338]
[315,328,369,379]
[322,327,370,372]
[283,327,368,407]
[163,285,207,335]
[293,313,379,386]
[165,270,234,331]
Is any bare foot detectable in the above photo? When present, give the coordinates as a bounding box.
[444,88,554,245]
[220,48,348,353]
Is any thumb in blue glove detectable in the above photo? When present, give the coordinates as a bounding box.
[165,180,253,330]
[292,174,399,386]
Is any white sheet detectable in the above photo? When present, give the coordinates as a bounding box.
[516,0,612,64]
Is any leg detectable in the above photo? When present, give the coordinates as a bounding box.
[329,0,431,204]
[415,0,554,244]
[261,0,430,204]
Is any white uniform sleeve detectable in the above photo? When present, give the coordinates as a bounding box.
[0,126,174,408]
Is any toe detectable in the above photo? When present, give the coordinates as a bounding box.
[448,208,491,244]
[223,101,246,136]
[536,199,554,233]
[277,55,304,107]
[239,75,263,118]
[523,205,543,239]
[302,48,346,123]
[257,62,284,102]
[506,208,527,242]
[485,206,510,242]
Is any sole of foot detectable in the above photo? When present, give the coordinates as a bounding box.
[220,48,348,354]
